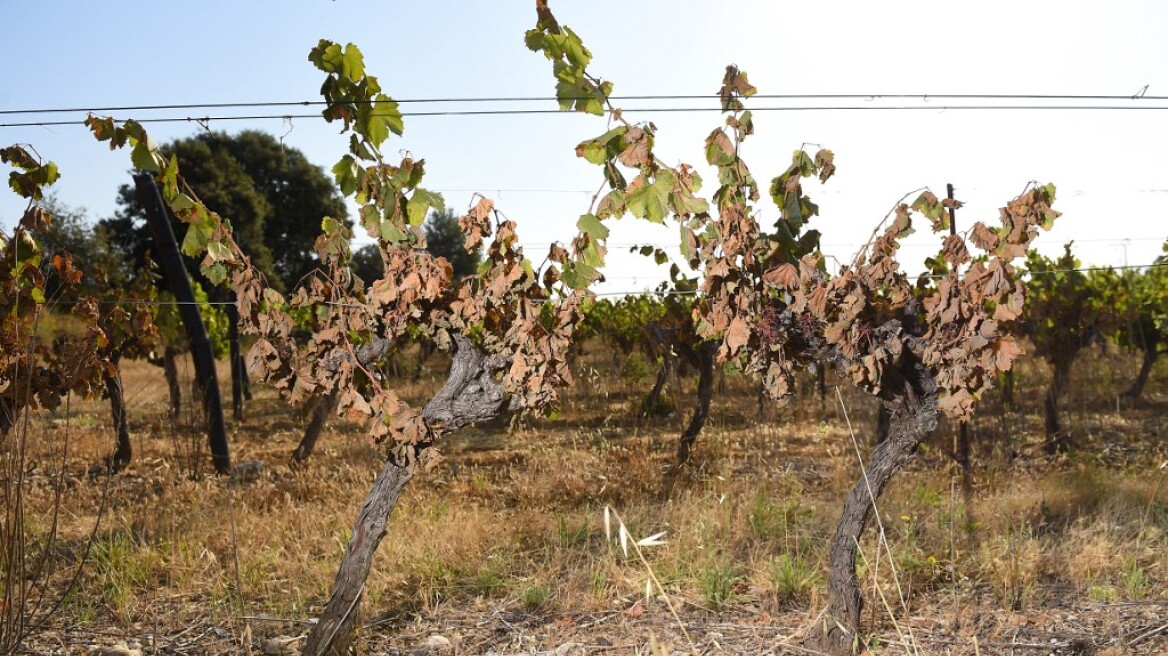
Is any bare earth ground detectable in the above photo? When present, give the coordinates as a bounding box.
[7,344,1167,655]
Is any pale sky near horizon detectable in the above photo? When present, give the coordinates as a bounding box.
[2,0,1165,294]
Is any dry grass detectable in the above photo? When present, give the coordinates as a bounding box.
[6,341,1167,654]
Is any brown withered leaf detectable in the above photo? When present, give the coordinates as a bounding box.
[814,149,836,182]
[542,265,560,289]
[20,206,50,231]
[548,243,569,264]
[617,126,652,167]
[337,387,374,422]
[534,0,560,32]
[51,254,83,285]
[315,325,343,345]
[937,387,975,420]
[992,287,1025,321]
[763,263,799,290]
[807,286,829,317]
[459,198,494,253]
[719,65,756,111]
[993,334,1023,370]
[724,316,750,353]
[941,234,970,266]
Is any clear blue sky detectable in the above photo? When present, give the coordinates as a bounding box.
[2,0,1166,293]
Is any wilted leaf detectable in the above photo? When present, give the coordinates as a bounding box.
[725,316,750,353]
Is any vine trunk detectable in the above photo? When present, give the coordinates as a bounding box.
[817,389,938,655]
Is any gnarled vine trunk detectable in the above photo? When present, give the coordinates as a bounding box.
[999,369,1016,409]
[872,403,892,446]
[303,456,412,656]
[292,388,339,464]
[1122,343,1159,400]
[150,345,183,420]
[676,341,716,465]
[1043,355,1074,454]
[302,335,510,656]
[817,377,939,655]
[0,398,15,440]
[641,322,677,418]
[105,352,131,473]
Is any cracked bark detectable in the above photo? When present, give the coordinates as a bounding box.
[105,351,132,473]
[811,344,939,655]
[292,388,339,464]
[1043,355,1074,454]
[148,345,183,421]
[0,397,15,440]
[676,341,716,466]
[1122,343,1160,400]
[642,322,685,419]
[302,334,510,656]
[817,391,938,654]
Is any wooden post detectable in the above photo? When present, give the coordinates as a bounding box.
[947,183,972,476]
[948,183,975,542]
[134,173,232,475]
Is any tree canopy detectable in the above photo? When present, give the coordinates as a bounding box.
[32,196,129,298]
[349,208,483,284]
[101,130,348,292]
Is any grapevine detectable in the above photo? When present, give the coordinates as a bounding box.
[526,3,1061,650]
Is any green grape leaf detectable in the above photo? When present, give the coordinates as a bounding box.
[341,43,365,79]
[309,40,344,73]
[181,220,213,257]
[576,213,609,240]
[366,94,403,139]
[170,193,196,212]
[580,238,605,269]
[562,261,600,290]
[332,156,361,197]
[407,189,444,227]
[576,126,628,165]
[131,142,160,174]
[202,262,227,286]
[206,240,232,263]
[626,172,674,224]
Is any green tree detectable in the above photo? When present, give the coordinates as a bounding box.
[101,130,348,292]
[350,209,484,283]
[424,208,481,277]
[349,243,384,285]
[31,196,129,298]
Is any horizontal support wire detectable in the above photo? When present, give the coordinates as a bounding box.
[3,92,1166,116]
[7,105,1168,128]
